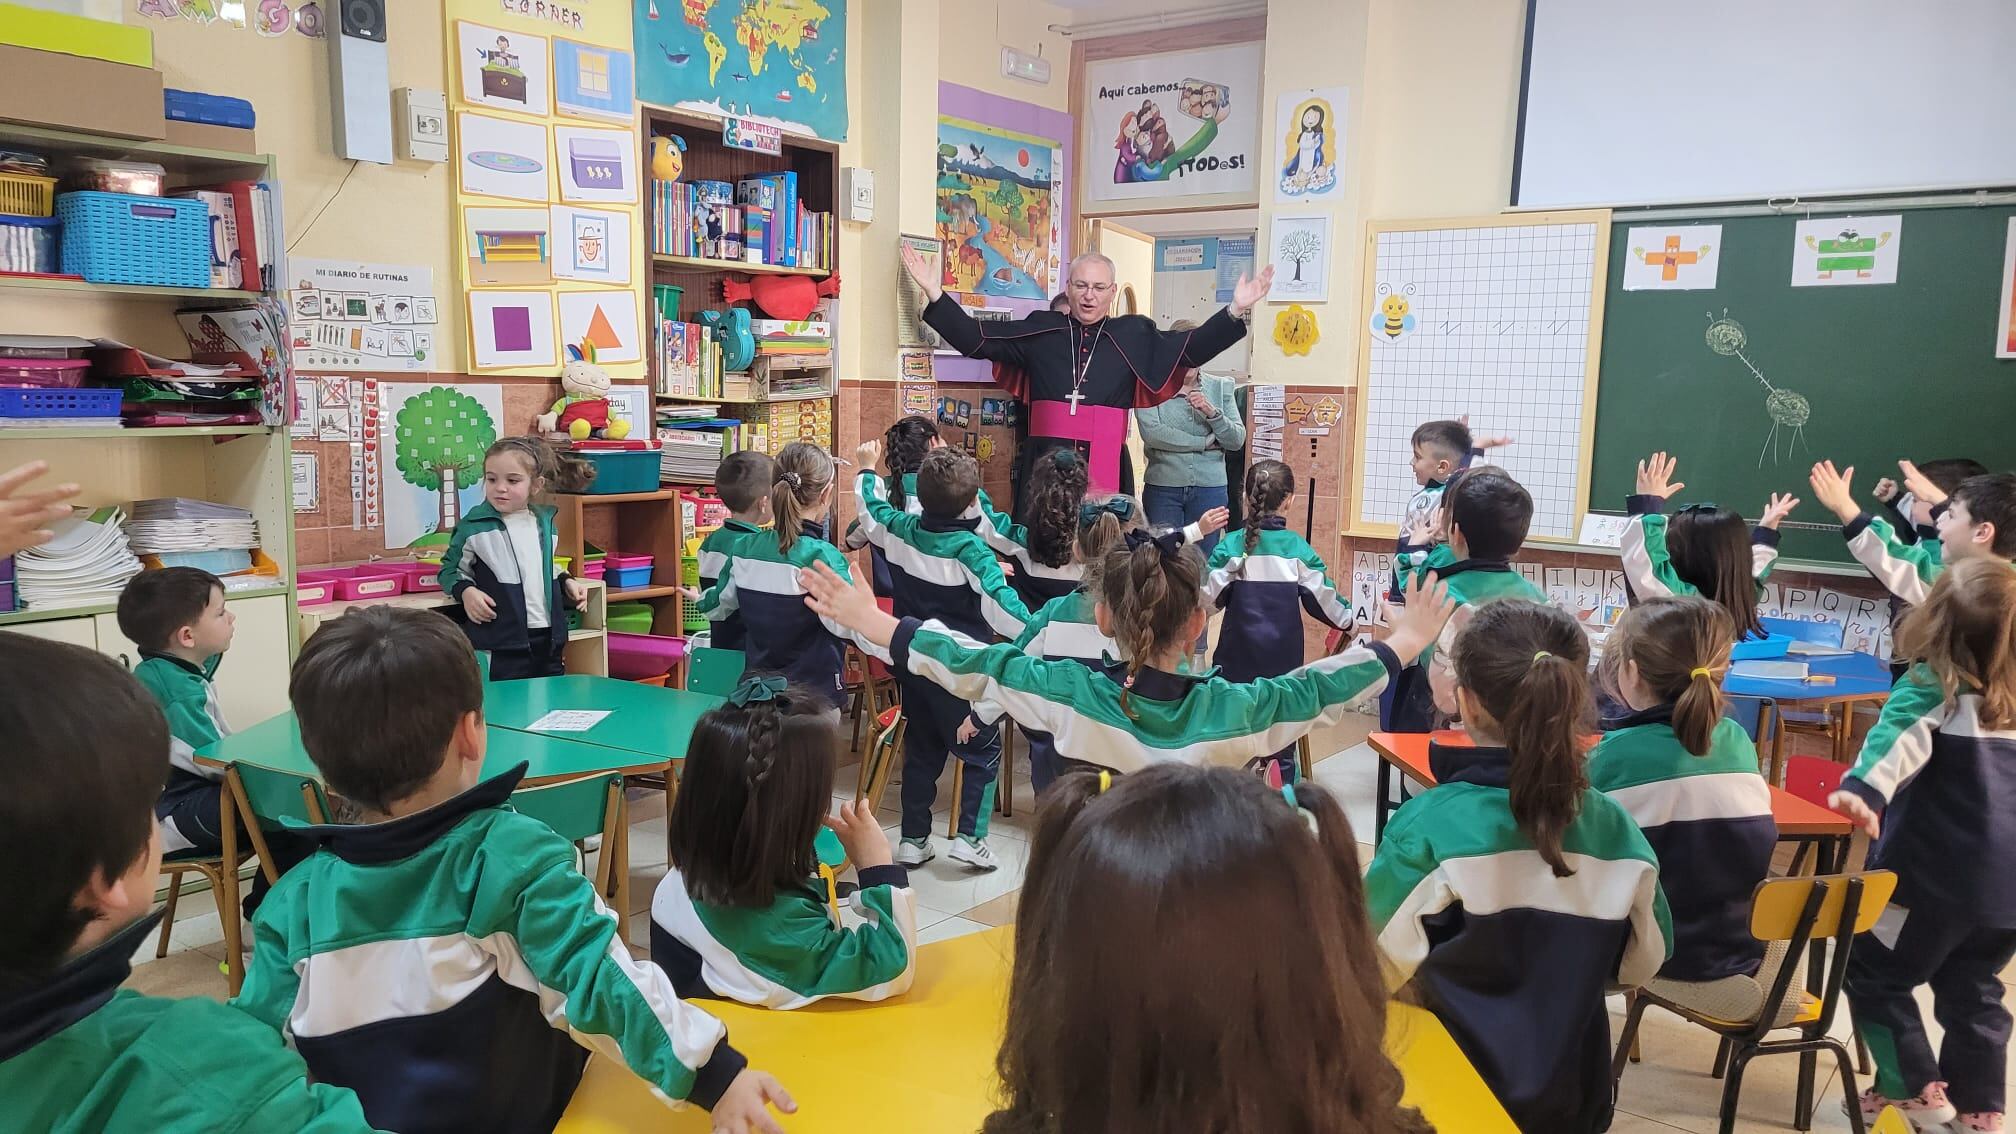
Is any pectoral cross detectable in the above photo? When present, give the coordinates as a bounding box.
[1066,387,1084,416]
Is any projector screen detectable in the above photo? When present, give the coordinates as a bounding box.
[1514,0,2016,209]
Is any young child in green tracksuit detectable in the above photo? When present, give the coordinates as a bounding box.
[232,606,794,1134]
[651,676,917,1008]
[1810,460,2016,608]
[438,436,593,681]
[696,450,777,652]
[1367,599,1672,1134]
[1388,466,1550,732]
[0,633,377,1134]
[798,521,1456,778]
[1619,450,1797,638]
[117,567,238,859]
[841,415,1025,598]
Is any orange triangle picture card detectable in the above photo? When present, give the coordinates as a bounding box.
[557,289,642,365]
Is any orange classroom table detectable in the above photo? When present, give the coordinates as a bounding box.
[1367,731,1854,872]
[555,926,1517,1133]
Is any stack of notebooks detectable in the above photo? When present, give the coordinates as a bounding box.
[659,428,731,484]
[14,507,143,610]
[752,318,830,358]
[125,498,260,574]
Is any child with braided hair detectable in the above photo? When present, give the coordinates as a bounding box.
[651,675,918,1008]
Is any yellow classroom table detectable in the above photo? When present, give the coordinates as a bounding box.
[556,926,1516,1133]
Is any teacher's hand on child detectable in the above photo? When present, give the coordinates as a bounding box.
[1807,460,1861,524]
[709,1068,797,1134]
[563,577,587,606]
[1634,451,1685,500]
[1896,459,1948,508]
[1827,789,1881,840]
[898,243,944,304]
[462,588,498,624]
[1758,492,1800,530]
[0,460,81,558]
[1197,506,1230,537]
[824,798,893,870]
[800,560,900,647]
[1383,574,1457,666]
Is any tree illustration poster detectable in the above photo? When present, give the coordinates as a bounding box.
[1269,214,1331,303]
[381,382,504,550]
[633,0,848,142]
[936,117,1061,302]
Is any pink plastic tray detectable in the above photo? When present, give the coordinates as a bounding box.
[607,631,689,681]
[604,553,655,570]
[297,565,404,600]
[382,562,443,592]
[0,359,90,387]
[295,578,335,607]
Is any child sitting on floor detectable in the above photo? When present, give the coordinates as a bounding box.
[233,605,792,1134]
[651,677,917,1008]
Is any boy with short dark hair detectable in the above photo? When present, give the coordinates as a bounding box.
[0,633,377,1133]
[697,450,777,650]
[1811,462,2016,608]
[117,567,238,858]
[1391,417,1506,603]
[233,605,794,1134]
[852,439,1033,872]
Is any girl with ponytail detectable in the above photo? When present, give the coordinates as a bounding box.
[652,676,918,1008]
[984,765,1432,1134]
[693,442,886,708]
[796,535,1455,777]
[996,448,1091,611]
[1589,595,1776,985]
[1366,598,1670,1134]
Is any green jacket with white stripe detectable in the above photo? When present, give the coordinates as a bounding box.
[232,766,746,1134]
[1838,667,2016,924]
[696,519,772,650]
[889,616,1400,773]
[852,471,1033,642]
[648,863,917,1009]
[693,520,887,708]
[132,651,228,786]
[1204,518,1353,683]
[1619,495,1780,605]
[1836,510,2016,608]
[1367,740,1671,1134]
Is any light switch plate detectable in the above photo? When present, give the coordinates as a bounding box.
[842,166,873,222]
[394,87,448,163]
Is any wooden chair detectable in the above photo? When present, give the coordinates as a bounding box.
[844,645,899,760]
[948,725,1017,838]
[856,706,905,814]
[510,774,630,939]
[1612,870,1897,1134]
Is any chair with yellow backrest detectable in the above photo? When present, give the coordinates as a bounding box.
[856,706,905,815]
[1612,870,1897,1134]
[1868,1105,1911,1134]
[510,773,629,937]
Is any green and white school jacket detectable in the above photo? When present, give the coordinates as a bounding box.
[648,863,918,1009]
[233,766,745,1134]
[132,651,229,784]
[1619,495,1780,604]
[888,616,1401,773]
[1837,511,2016,607]
[1368,741,1671,1134]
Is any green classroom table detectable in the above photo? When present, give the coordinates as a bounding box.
[193,711,671,784]
[478,675,724,765]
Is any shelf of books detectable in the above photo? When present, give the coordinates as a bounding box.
[641,107,840,489]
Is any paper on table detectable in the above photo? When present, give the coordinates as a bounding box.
[526,709,612,732]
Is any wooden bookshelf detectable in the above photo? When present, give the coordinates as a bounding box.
[651,254,829,278]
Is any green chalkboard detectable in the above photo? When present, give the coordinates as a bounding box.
[1590,205,2016,566]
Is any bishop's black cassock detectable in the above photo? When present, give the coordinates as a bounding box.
[922,294,1248,494]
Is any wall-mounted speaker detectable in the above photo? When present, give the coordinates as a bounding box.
[330,0,392,163]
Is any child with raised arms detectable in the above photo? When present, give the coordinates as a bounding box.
[1367,599,1670,1134]
[1619,451,1797,637]
[1810,459,2016,608]
[652,677,916,1009]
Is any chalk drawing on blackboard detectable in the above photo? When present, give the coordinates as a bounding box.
[1705,310,1809,467]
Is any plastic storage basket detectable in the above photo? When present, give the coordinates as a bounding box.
[576,449,660,494]
[0,172,56,218]
[0,386,122,418]
[55,191,209,287]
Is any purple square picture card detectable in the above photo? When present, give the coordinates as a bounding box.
[492,306,533,352]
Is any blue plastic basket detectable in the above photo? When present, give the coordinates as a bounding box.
[0,385,123,418]
[55,191,209,287]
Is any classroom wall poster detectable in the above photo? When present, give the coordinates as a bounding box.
[1621,224,1722,291]
[447,0,644,378]
[287,260,440,372]
[1997,217,2016,359]
[632,0,849,143]
[1273,87,1346,202]
[1081,42,1263,207]
[1268,215,1331,303]
[1791,214,1902,287]
[936,116,1062,302]
[380,382,505,552]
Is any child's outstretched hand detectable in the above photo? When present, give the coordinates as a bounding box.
[1457,414,1513,451]
[1827,789,1881,840]
[1872,476,1900,504]
[709,1068,797,1134]
[1759,492,1800,530]
[1197,506,1230,536]
[0,460,81,558]
[801,561,900,646]
[1897,459,1948,507]
[1635,452,1685,499]
[855,439,884,476]
[1384,574,1457,665]
[1808,461,1859,524]
[462,588,498,624]
[825,798,892,870]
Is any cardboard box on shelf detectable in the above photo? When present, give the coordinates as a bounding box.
[0,2,153,68]
[0,45,165,140]
[164,120,258,155]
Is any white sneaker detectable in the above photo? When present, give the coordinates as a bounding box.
[947,836,999,872]
[895,837,934,868]
[581,834,604,853]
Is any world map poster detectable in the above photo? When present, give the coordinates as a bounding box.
[634,0,848,142]
[936,117,1061,302]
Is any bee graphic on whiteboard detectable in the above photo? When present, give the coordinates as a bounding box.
[1370,283,1416,342]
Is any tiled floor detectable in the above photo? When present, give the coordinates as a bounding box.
[130,709,2016,1132]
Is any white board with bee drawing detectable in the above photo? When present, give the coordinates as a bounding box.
[1350,211,1611,543]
